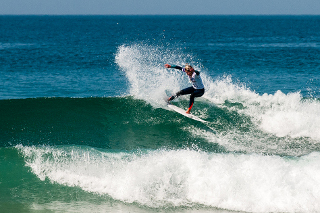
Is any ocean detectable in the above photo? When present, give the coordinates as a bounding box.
[1,15,320,212]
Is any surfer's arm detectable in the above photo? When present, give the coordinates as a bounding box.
[164,64,183,70]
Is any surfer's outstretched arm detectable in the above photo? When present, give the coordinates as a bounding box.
[164,64,183,71]
[165,64,184,103]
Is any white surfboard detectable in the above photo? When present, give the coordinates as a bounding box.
[167,103,206,123]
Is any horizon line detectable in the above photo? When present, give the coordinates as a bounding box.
[1,14,320,16]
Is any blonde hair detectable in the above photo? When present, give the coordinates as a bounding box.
[185,64,193,71]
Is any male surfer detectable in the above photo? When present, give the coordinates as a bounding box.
[165,64,205,114]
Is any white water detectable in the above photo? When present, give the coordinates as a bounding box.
[205,76,320,141]
[115,44,201,108]
[115,44,320,142]
[17,145,320,212]
[111,44,320,212]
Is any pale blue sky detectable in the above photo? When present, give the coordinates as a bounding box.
[1,0,320,15]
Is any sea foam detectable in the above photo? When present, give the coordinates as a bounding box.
[204,76,320,141]
[17,145,320,212]
[115,44,202,108]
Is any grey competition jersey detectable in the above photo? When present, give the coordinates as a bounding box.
[182,68,204,89]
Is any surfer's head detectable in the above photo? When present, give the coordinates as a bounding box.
[185,64,194,76]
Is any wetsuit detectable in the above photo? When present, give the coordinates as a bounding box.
[168,65,205,112]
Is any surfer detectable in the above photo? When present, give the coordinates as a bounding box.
[165,64,205,114]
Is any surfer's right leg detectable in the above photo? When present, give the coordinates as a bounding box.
[186,88,205,113]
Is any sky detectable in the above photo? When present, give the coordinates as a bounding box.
[1,0,320,15]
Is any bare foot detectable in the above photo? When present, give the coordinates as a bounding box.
[186,110,191,114]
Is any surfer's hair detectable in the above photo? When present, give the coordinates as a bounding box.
[185,64,193,71]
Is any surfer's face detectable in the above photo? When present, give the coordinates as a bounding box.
[186,68,194,76]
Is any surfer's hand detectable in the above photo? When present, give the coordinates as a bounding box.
[164,64,171,68]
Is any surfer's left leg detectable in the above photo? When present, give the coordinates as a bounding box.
[168,87,194,103]
[186,88,205,114]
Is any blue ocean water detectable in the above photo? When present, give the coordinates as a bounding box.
[1,15,320,212]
